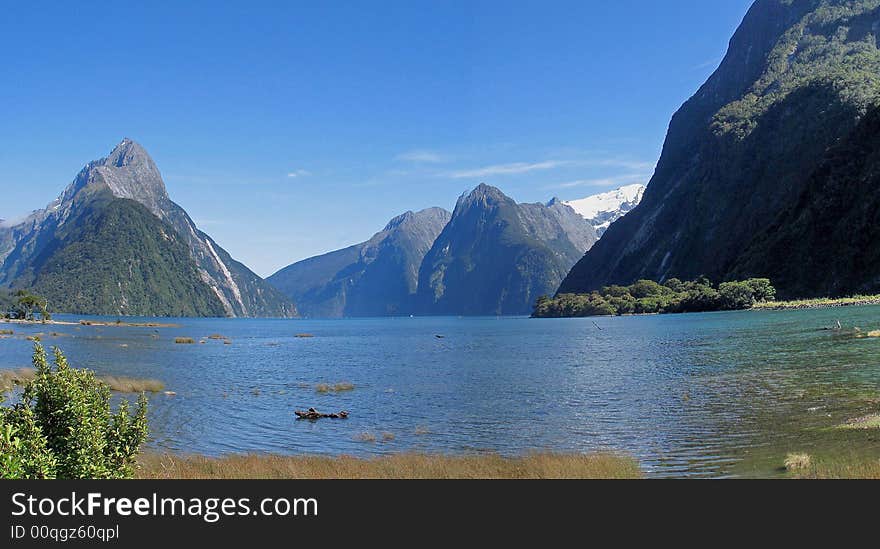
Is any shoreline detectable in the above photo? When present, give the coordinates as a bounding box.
[533,297,880,319]
[1,318,179,328]
[751,297,880,311]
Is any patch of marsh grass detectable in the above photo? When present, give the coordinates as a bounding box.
[838,414,880,430]
[1,369,163,393]
[174,337,196,345]
[100,376,165,393]
[136,453,643,479]
[316,382,355,394]
[0,368,36,391]
[784,453,812,472]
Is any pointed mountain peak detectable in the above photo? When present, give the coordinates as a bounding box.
[470,183,505,198]
[383,210,416,231]
[106,138,153,168]
[58,139,170,219]
[381,207,452,234]
[455,183,510,211]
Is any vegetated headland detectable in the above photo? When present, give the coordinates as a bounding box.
[532,278,775,318]
[534,278,880,318]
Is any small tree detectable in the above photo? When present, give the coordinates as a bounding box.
[11,290,51,322]
[629,280,665,299]
[719,281,756,310]
[0,344,148,479]
[746,278,776,302]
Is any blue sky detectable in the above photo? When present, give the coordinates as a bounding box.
[0,0,754,276]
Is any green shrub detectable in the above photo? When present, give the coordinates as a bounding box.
[629,280,666,299]
[719,281,756,310]
[745,278,776,302]
[0,344,148,479]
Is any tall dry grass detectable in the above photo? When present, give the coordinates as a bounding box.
[0,368,163,393]
[791,459,880,479]
[100,376,165,393]
[0,368,36,391]
[136,452,642,479]
[316,382,355,394]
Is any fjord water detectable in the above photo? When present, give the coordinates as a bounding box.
[3,307,880,478]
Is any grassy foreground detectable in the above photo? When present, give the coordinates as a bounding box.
[136,453,643,479]
[786,455,880,479]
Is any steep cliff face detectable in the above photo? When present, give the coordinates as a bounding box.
[416,185,596,316]
[0,139,296,317]
[730,104,880,297]
[560,0,880,297]
[268,208,451,317]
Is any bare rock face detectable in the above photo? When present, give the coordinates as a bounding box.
[0,139,296,318]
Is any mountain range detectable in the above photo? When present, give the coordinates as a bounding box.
[560,0,880,299]
[0,139,296,317]
[270,183,643,317]
[268,208,451,318]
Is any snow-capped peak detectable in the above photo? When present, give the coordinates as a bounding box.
[562,184,646,236]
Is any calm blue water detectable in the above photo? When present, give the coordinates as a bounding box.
[3,307,880,477]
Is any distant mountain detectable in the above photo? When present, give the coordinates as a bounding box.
[415,184,596,316]
[560,0,880,299]
[268,208,451,317]
[563,184,645,236]
[0,139,296,317]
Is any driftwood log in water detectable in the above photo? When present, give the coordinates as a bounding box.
[295,408,349,420]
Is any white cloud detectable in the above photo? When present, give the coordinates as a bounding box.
[395,150,449,164]
[0,213,31,228]
[692,57,723,71]
[542,173,651,190]
[447,160,572,179]
[287,169,312,178]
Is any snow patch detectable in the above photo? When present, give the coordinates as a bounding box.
[563,184,646,236]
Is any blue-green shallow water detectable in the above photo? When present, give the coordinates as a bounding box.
[2,307,880,478]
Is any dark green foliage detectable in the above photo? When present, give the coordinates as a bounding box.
[0,289,14,317]
[19,197,227,317]
[730,105,880,298]
[745,278,777,302]
[718,281,757,310]
[533,278,776,318]
[0,345,149,479]
[559,1,880,299]
[6,290,51,321]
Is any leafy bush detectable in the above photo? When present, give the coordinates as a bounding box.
[0,344,149,479]
[719,281,757,310]
[746,278,776,302]
[628,280,666,299]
